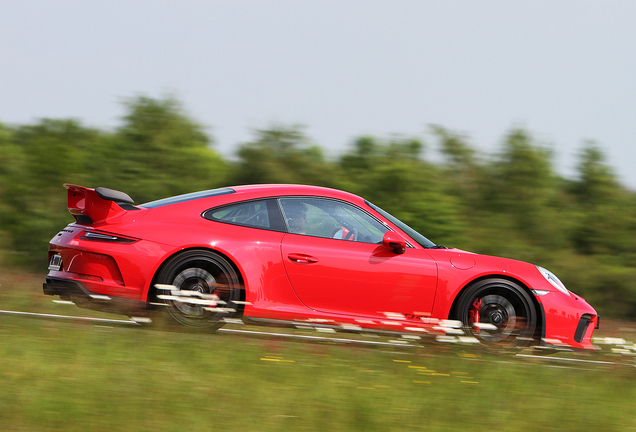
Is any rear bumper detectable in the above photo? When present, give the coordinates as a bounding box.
[44,277,94,298]
[44,277,147,316]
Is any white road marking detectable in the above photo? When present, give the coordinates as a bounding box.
[1,308,633,367]
[515,353,629,366]
[0,309,140,325]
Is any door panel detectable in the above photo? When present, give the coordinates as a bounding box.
[281,234,438,319]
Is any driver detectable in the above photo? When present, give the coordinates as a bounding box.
[285,201,307,234]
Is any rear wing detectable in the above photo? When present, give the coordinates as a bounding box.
[64,184,135,225]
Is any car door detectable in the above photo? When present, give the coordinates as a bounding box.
[279,197,438,319]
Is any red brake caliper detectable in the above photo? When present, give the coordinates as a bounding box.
[210,288,220,308]
[469,298,482,333]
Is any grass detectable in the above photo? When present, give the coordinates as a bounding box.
[1,269,636,431]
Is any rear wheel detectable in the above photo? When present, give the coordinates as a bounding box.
[155,250,242,329]
[456,278,537,351]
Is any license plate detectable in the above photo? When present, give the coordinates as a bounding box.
[48,254,62,271]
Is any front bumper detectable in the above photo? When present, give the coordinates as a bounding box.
[538,291,599,350]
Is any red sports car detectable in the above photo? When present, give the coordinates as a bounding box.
[44,183,599,350]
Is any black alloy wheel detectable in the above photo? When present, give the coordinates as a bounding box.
[457,278,537,351]
[156,249,242,329]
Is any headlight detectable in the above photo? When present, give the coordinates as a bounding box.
[536,266,570,297]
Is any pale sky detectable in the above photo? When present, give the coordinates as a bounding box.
[1,1,635,187]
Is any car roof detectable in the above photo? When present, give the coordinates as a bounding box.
[139,184,366,210]
[231,184,359,199]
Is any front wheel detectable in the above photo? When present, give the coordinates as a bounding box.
[155,250,242,329]
[456,278,537,351]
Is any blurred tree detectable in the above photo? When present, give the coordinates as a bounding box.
[0,96,228,266]
[434,125,477,167]
[489,130,555,226]
[481,129,573,252]
[432,125,483,209]
[0,119,103,266]
[574,143,620,200]
[230,125,339,187]
[103,96,228,203]
[0,123,18,257]
[1,97,636,319]
[570,142,636,258]
[340,136,464,245]
[431,126,508,254]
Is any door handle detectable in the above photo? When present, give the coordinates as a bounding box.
[287,253,319,264]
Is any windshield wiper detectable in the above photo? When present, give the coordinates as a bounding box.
[428,244,448,249]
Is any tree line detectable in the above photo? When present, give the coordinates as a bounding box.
[1,96,635,319]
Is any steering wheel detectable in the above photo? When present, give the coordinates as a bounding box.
[331,227,358,241]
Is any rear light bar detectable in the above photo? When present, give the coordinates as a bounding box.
[81,231,139,244]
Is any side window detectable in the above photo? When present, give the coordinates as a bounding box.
[204,199,285,231]
[279,197,388,244]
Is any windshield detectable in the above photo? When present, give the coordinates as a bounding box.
[365,200,437,248]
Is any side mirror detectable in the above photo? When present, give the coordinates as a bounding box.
[382,231,406,255]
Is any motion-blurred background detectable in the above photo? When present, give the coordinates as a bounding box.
[2,3,636,430]
[2,1,636,320]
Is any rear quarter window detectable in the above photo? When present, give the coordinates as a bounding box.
[203,199,286,231]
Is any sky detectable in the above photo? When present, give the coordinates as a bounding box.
[1,1,635,188]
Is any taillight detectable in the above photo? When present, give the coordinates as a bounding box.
[81,230,139,244]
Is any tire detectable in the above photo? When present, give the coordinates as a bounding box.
[155,249,242,329]
[456,278,537,351]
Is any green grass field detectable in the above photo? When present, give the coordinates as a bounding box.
[1,270,635,431]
